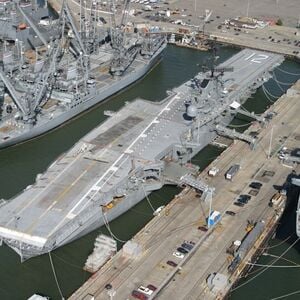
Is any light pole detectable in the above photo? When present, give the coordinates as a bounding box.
[207,188,213,229]
[268,125,274,159]
[246,0,250,18]
[105,283,116,300]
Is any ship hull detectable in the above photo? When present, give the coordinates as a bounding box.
[7,186,152,260]
[297,194,300,237]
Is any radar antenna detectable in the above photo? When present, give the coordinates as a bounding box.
[201,41,233,95]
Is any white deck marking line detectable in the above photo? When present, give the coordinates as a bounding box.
[48,94,181,236]
[27,168,90,233]
[37,201,57,220]
[6,153,84,227]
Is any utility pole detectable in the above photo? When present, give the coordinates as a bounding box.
[105,284,116,300]
[246,0,250,17]
[206,188,213,229]
[268,126,274,159]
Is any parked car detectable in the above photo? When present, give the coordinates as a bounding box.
[225,210,236,216]
[181,243,193,251]
[137,286,153,296]
[147,284,157,292]
[240,194,251,201]
[177,247,188,254]
[132,290,148,300]
[198,226,208,232]
[237,194,251,204]
[173,251,184,259]
[237,198,248,204]
[249,182,263,189]
[166,260,177,267]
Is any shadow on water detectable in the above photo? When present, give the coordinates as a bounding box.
[229,58,300,132]
[229,60,300,300]
[230,172,300,300]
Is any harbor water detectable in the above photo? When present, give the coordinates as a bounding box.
[0,45,299,299]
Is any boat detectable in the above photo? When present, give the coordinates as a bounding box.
[0,0,166,149]
[27,294,49,300]
[0,48,284,260]
[153,206,165,216]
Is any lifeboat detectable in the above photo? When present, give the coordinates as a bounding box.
[18,23,27,30]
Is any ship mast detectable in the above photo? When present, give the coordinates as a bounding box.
[120,0,131,28]
[62,0,87,56]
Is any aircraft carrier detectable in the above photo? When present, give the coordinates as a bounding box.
[0,0,166,149]
[0,48,283,260]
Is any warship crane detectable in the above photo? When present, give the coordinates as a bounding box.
[62,0,87,56]
[32,42,62,112]
[108,0,124,50]
[120,0,131,28]
[0,70,29,119]
[16,3,48,47]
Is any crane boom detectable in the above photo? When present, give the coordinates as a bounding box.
[0,70,28,116]
[120,0,130,27]
[32,43,62,111]
[108,0,117,29]
[62,1,87,56]
[16,4,48,47]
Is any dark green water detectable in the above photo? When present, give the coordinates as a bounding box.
[0,45,299,300]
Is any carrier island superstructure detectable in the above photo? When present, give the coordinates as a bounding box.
[0,0,166,148]
[0,49,283,260]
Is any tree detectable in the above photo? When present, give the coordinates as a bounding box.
[276,19,283,26]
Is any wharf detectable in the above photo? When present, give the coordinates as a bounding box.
[209,25,300,60]
[69,81,300,299]
[48,0,300,59]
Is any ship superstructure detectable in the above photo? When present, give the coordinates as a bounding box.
[0,0,59,48]
[0,0,166,148]
[0,49,284,260]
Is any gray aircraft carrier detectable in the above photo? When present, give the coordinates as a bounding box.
[0,48,283,260]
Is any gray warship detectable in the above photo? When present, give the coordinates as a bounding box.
[0,0,57,48]
[0,48,284,260]
[0,0,166,148]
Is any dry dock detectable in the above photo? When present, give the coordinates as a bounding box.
[69,80,300,300]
